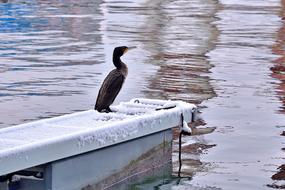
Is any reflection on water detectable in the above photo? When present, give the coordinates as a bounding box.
[141,0,218,103]
[185,0,285,190]
[0,0,105,126]
[272,0,285,114]
[0,0,285,189]
[269,0,285,188]
[0,0,215,127]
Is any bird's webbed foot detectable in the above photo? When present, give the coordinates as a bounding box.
[106,107,112,113]
[102,107,112,113]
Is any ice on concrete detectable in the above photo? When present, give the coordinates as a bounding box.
[182,120,192,134]
[0,98,196,176]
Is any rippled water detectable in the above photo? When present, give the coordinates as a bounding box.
[0,0,284,189]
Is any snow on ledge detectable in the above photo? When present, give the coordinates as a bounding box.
[0,98,196,176]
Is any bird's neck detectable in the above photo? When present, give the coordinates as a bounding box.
[113,56,127,69]
[113,56,128,76]
[113,56,122,69]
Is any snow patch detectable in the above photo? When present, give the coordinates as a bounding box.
[0,98,196,176]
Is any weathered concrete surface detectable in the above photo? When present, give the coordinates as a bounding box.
[81,131,172,190]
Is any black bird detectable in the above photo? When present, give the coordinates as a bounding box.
[95,46,135,112]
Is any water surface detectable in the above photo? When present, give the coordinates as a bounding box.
[0,0,284,189]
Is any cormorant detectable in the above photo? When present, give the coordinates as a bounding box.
[95,46,135,112]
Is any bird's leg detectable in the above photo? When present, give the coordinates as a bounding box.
[106,107,112,113]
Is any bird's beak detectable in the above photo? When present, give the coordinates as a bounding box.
[124,46,136,54]
[127,46,136,50]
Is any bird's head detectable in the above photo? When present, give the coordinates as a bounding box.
[113,46,136,57]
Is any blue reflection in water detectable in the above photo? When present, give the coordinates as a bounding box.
[0,1,48,33]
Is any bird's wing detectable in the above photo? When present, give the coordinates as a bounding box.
[95,69,125,110]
